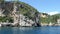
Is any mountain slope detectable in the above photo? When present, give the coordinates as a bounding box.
[0,1,41,26]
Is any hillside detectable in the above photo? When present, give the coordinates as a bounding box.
[0,1,41,26]
[50,14,60,23]
[41,13,60,24]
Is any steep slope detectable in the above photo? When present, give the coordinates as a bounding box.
[0,1,40,26]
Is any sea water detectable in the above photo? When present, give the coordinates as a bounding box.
[0,26,60,34]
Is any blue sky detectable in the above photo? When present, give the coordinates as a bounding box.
[5,0,60,15]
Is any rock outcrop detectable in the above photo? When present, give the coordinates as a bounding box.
[0,1,41,27]
[19,14,35,26]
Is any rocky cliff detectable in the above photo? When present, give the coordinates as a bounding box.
[0,1,41,27]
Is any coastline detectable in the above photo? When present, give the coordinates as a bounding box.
[0,23,60,27]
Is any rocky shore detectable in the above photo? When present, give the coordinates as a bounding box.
[0,22,60,27]
[41,23,60,26]
[0,14,40,27]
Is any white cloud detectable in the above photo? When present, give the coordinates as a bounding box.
[47,11,60,15]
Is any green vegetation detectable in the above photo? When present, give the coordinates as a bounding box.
[40,13,60,24]
[50,14,60,23]
[0,16,13,23]
[40,13,50,24]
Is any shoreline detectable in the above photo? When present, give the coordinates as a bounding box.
[0,23,60,27]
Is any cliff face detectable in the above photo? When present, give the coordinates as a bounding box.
[0,1,41,26]
[20,14,35,26]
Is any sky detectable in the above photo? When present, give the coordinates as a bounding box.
[5,0,60,15]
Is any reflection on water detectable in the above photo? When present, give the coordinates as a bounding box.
[12,27,40,34]
[0,27,60,34]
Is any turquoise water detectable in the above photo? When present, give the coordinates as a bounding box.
[0,26,60,34]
